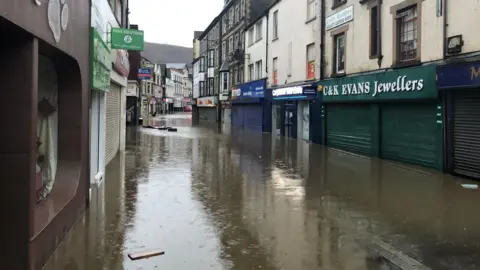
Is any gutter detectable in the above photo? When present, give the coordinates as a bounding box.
[265,15,269,75]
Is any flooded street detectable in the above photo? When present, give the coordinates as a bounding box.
[44,114,480,270]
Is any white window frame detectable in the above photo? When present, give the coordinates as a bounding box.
[273,11,279,39]
[335,34,346,74]
[248,28,254,46]
[255,60,262,79]
[248,64,254,81]
[307,0,316,21]
[255,20,263,41]
[229,36,234,53]
[222,41,226,61]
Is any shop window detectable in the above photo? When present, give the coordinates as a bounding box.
[272,57,278,85]
[396,5,418,63]
[36,55,58,202]
[306,43,315,79]
[333,33,345,74]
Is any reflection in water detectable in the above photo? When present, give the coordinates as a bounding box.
[44,114,480,270]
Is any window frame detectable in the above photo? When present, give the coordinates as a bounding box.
[229,36,234,54]
[334,33,346,75]
[272,57,278,85]
[306,43,315,79]
[248,28,254,46]
[255,60,262,80]
[332,0,347,10]
[391,0,422,67]
[307,0,316,21]
[208,49,214,67]
[273,11,279,40]
[208,78,214,95]
[369,5,380,58]
[199,81,205,96]
[199,57,206,72]
[255,20,263,42]
[248,64,254,81]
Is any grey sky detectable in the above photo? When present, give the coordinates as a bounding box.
[129,0,223,48]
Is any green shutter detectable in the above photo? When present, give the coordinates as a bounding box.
[380,103,437,168]
[326,104,372,155]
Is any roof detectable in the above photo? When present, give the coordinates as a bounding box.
[194,31,203,39]
[198,16,220,40]
[245,0,281,30]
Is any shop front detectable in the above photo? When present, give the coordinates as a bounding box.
[438,61,480,178]
[271,83,319,141]
[197,96,218,123]
[319,65,442,170]
[231,79,271,132]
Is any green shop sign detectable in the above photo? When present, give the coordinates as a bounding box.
[111,28,144,51]
[319,65,437,102]
[91,28,111,92]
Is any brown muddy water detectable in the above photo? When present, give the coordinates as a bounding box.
[43,114,480,270]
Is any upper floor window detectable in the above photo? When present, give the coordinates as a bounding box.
[255,60,263,79]
[235,5,240,23]
[255,20,263,41]
[199,57,206,72]
[307,0,316,21]
[272,57,278,85]
[273,11,279,39]
[222,41,226,61]
[241,0,246,17]
[370,5,380,57]
[334,33,345,74]
[223,16,227,32]
[239,30,244,48]
[229,37,234,53]
[332,0,347,9]
[248,64,254,81]
[229,9,234,28]
[397,5,418,62]
[234,34,239,50]
[248,28,254,46]
[306,43,315,79]
[208,50,214,67]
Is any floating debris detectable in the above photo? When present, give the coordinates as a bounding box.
[128,249,165,260]
[167,128,178,132]
[461,184,478,190]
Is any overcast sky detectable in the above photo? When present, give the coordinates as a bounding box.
[129,0,223,48]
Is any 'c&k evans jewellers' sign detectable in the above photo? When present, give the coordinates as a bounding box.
[319,65,437,102]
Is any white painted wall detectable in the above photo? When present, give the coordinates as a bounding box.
[446,0,480,54]
[323,0,444,76]
[166,78,175,98]
[244,16,268,82]
[268,0,318,87]
[193,61,200,98]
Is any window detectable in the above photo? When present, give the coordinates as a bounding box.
[229,9,234,28]
[215,47,219,66]
[208,50,214,67]
[199,81,205,96]
[233,68,237,85]
[215,75,219,94]
[370,6,379,57]
[248,64,254,81]
[222,72,228,91]
[238,65,243,83]
[273,11,279,39]
[223,16,227,32]
[234,34,239,50]
[306,43,315,79]
[334,33,345,74]
[240,30,244,48]
[397,5,418,62]
[208,78,214,95]
[222,42,226,61]
[255,20,263,41]
[333,0,346,8]
[248,28,254,46]
[199,57,205,72]
[229,37,234,53]
[255,60,262,79]
[307,0,316,21]
[272,57,278,85]
[287,41,292,76]
[235,5,240,23]
[241,0,245,17]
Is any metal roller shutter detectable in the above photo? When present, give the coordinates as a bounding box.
[243,105,263,132]
[231,106,243,127]
[105,83,121,165]
[381,103,437,168]
[326,104,372,155]
[453,91,480,178]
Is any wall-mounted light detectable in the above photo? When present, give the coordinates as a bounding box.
[447,35,464,54]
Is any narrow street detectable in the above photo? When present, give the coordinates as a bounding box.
[43,114,480,270]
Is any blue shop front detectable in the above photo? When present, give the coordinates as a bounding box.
[231,78,271,132]
[271,83,321,143]
[438,61,480,179]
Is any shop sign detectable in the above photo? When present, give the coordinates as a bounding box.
[111,28,144,51]
[114,49,130,77]
[326,5,353,31]
[138,68,151,80]
[437,62,480,89]
[126,81,137,96]
[91,27,111,92]
[319,65,437,102]
[272,85,317,99]
[232,88,241,100]
[197,96,216,107]
[240,79,265,98]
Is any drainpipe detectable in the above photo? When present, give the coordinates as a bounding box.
[265,14,269,76]
[377,0,383,67]
[320,0,325,80]
[443,0,448,58]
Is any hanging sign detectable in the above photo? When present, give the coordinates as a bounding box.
[111,28,145,51]
[326,5,353,31]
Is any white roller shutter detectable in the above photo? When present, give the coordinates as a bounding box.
[105,83,121,165]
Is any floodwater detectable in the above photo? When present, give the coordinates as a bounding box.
[43,113,480,270]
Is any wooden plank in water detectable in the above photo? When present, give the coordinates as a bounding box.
[128,249,165,260]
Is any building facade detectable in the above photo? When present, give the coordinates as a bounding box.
[0,0,90,268]
[268,0,322,143]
